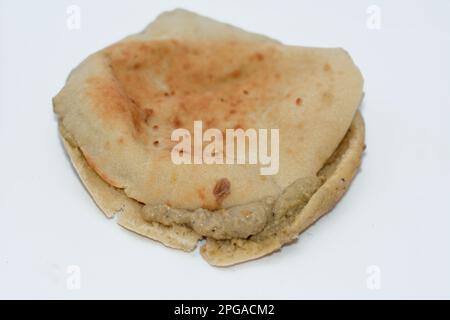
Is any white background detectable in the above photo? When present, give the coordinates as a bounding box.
[1,0,449,299]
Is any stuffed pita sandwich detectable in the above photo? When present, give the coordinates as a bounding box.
[53,9,365,266]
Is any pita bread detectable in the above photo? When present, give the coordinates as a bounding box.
[53,9,365,265]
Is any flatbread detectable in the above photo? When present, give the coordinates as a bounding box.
[54,9,365,265]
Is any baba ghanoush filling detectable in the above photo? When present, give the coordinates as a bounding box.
[141,176,322,241]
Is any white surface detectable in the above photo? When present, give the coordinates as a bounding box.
[1,0,450,299]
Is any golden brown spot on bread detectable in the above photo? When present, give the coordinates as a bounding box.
[230,70,241,78]
[295,97,302,106]
[183,62,191,70]
[172,116,182,128]
[87,77,128,118]
[205,118,217,128]
[117,137,124,144]
[323,63,332,72]
[213,178,231,205]
[254,52,264,61]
